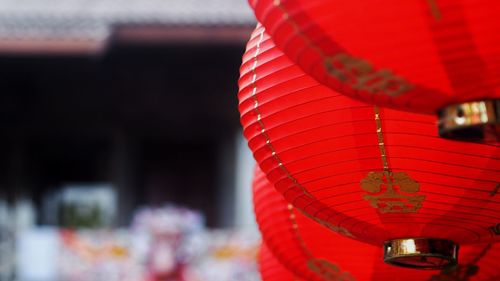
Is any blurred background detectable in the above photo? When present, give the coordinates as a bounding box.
[0,0,259,280]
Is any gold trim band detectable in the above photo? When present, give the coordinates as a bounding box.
[384,238,459,269]
[438,99,500,141]
[374,106,390,172]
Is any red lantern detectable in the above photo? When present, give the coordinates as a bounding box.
[260,244,302,281]
[239,25,500,269]
[254,166,500,280]
[248,0,500,140]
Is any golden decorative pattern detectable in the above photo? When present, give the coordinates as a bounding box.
[273,0,413,97]
[324,54,412,97]
[374,106,390,171]
[426,0,442,20]
[362,171,425,213]
[307,259,355,281]
[287,204,355,281]
[250,26,313,199]
[250,24,350,240]
[361,107,425,213]
[251,27,356,277]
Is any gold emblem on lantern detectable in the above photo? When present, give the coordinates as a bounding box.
[361,171,425,213]
[426,0,442,21]
[307,259,355,281]
[324,53,412,97]
[273,0,413,98]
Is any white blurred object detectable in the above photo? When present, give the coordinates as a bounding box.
[183,230,260,281]
[0,0,255,54]
[58,229,145,281]
[13,225,260,281]
[0,199,14,280]
[14,199,36,232]
[16,227,60,281]
[132,205,204,234]
[2,198,37,280]
[234,133,259,233]
[0,200,8,226]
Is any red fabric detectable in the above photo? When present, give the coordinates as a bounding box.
[248,0,500,114]
[253,166,500,281]
[260,244,302,281]
[239,25,500,246]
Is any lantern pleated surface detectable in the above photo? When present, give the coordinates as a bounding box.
[260,244,302,281]
[253,166,500,280]
[239,25,500,268]
[248,0,500,140]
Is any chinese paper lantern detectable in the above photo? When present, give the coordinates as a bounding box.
[260,244,303,281]
[249,0,500,140]
[254,166,500,280]
[239,25,500,269]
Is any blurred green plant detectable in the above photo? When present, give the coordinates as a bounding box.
[59,202,104,229]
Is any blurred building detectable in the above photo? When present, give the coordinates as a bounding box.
[0,0,256,227]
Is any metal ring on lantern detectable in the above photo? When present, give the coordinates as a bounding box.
[438,100,500,142]
[384,238,459,270]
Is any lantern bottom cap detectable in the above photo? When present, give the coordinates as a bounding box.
[384,238,458,270]
[438,99,500,142]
